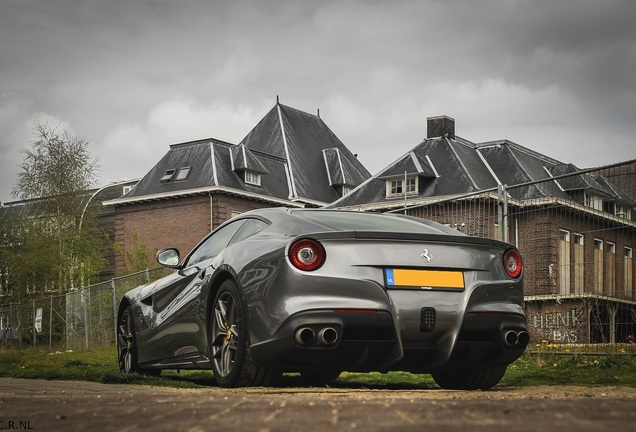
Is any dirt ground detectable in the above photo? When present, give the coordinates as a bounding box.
[1,378,636,431]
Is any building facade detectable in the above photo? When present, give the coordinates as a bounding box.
[332,116,636,344]
[104,101,370,273]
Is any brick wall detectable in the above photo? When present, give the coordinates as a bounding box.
[525,300,588,344]
[210,194,274,229]
[112,193,277,273]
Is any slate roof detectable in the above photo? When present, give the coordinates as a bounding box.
[330,127,634,212]
[240,103,370,203]
[330,136,502,208]
[104,102,371,207]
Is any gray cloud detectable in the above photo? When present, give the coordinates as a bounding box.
[1,0,635,202]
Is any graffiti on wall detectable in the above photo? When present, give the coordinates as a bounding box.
[530,307,585,343]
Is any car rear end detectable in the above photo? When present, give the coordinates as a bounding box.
[247,210,527,376]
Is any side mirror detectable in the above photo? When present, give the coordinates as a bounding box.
[156,248,182,269]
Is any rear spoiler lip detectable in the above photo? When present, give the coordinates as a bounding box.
[292,230,516,249]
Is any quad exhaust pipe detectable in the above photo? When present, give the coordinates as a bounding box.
[294,326,339,347]
[294,327,316,346]
[318,327,338,345]
[503,330,530,348]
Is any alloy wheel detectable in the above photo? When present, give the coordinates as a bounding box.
[211,291,240,377]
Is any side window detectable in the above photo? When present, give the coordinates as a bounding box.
[186,220,246,267]
[229,219,269,245]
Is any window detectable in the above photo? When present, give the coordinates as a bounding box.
[617,206,632,219]
[625,247,633,298]
[185,220,247,267]
[390,180,403,195]
[558,229,570,294]
[160,169,176,183]
[174,166,192,181]
[184,218,269,268]
[386,176,418,198]
[230,219,269,244]
[584,192,603,210]
[593,239,603,293]
[606,242,616,295]
[293,210,450,235]
[245,171,261,186]
[573,233,584,294]
[122,185,134,195]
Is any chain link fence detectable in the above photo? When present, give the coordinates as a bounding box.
[0,268,169,350]
[2,160,635,356]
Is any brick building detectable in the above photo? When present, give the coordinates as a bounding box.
[332,116,636,344]
[103,101,370,272]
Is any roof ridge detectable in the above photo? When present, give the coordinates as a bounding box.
[445,137,479,190]
[476,139,562,165]
[169,137,235,149]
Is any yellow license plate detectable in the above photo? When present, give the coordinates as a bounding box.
[384,268,464,290]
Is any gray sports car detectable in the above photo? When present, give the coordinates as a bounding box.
[117,208,528,389]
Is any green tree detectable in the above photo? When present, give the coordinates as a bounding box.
[6,122,107,300]
[115,231,154,276]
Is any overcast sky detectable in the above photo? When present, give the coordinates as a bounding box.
[1,0,635,203]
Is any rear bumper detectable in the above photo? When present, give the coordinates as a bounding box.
[249,309,402,371]
[397,312,528,373]
[249,308,527,373]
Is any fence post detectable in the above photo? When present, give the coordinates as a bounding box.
[32,299,36,347]
[502,184,509,243]
[497,185,504,242]
[112,279,118,347]
[18,304,22,348]
[49,295,53,350]
[83,288,89,350]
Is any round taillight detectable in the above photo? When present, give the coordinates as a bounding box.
[288,239,325,271]
[503,249,523,279]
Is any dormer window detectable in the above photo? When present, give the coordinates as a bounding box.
[160,167,191,184]
[386,176,417,198]
[245,171,261,186]
[160,169,176,183]
[174,166,191,181]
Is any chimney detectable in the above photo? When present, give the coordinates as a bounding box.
[427,115,455,139]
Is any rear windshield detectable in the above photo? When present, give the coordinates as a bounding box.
[293,210,450,235]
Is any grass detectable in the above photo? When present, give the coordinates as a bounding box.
[1,345,635,389]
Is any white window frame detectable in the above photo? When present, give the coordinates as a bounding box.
[160,169,176,183]
[593,238,603,293]
[558,229,571,294]
[606,241,616,295]
[386,176,418,198]
[625,247,633,298]
[244,171,261,186]
[174,166,192,181]
[573,233,584,294]
[584,192,603,210]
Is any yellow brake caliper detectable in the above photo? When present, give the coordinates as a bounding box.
[224,322,231,344]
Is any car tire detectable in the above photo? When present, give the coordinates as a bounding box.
[431,365,507,390]
[210,279,280,387]
[118,306,141,374]
[117,305,161,377]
